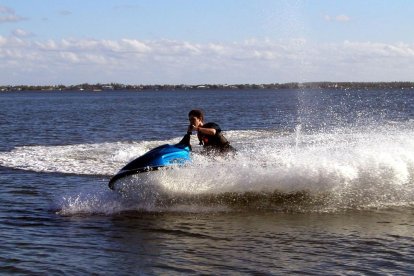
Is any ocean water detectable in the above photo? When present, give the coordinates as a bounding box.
[1,89,414,274]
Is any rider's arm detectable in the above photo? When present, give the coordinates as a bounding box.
[196,126,216,136]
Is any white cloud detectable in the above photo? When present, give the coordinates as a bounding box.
[12,28,32,37]
[1,36,414,85]
[324,14,351,22]
[59,10,72,16]
[35,40,58,50]
[60,52,80,63]
[120,39,152,53]
[336,15,350,22]
[0,35,7,46]
[0,5,26,23]
[343,41,414,58]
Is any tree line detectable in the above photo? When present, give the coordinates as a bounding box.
[1,82,414,92]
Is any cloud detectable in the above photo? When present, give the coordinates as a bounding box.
[324,14,351,22]
[59,10,72,16]
[0,5,26,23]
[1,37,414,85]
[12,28,33,37]
[336,15,350,22]
[120,39,152,53]
[113,4,141,11]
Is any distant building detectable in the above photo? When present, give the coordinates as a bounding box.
[102,85,114,90]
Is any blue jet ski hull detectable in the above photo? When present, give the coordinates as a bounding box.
[109,134,191,189]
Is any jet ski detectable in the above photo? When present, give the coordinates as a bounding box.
[108,134,191,190]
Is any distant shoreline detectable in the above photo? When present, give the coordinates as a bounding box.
[1,82,414,92]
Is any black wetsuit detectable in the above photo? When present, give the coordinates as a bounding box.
[197,122,235,154]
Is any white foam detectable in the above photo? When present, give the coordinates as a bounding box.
[0,139,178,175]
[2,127,414,213]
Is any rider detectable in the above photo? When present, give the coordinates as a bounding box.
[187,109,235,154]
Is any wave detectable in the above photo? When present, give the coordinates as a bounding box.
[1,126,414,213]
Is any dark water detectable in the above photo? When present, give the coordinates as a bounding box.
[1,89,414,274]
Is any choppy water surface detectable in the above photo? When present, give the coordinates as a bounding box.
[1,89,414,274]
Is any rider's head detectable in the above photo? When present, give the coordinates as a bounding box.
[188,109,204,125]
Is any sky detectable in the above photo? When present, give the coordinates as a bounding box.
[1,0,414,85]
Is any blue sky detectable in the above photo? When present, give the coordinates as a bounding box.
[1,0,414,85]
